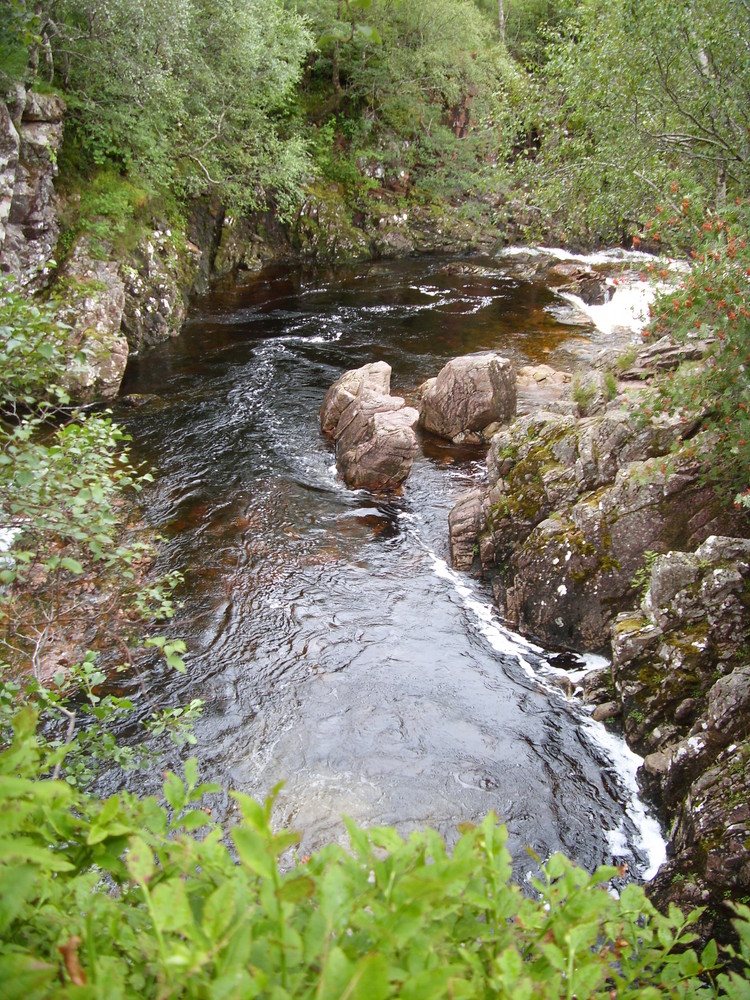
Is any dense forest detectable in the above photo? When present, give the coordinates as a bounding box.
[1,0,750,995]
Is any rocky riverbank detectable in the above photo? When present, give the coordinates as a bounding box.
[5,88,747,940]
[1,88,503,406]
[448,330,750,940]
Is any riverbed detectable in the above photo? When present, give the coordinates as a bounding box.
[115,250,665,882]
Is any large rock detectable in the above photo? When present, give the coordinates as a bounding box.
[612,536,750,755]
[0,90,65,287]
[320,362,419,490]
[320,361,392,437]
[335,399,419,490]
[606,537,750,942]
[548,262,614,305]
[448,489,485,571]
[419,352,516,443]
[451,396,741,650]
[55,237,129,402]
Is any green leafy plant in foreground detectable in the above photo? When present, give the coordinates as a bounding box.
[2,707,750,999]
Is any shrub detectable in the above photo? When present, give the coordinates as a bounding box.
[641,195,750,507]
[2,708,749,997]
[0,279,194,784]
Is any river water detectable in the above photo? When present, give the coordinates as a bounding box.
[116,251,665,882]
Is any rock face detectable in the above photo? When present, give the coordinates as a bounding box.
[607,537,750,940]
[293,188,372,262]
[450,398,741,650]
[56,237,129,402]
[0,89,65,287]
[618,334,715,380]
[320,362,419,490]
[0,102,20,252]
[120,227,202,353]
[420,352,516,444]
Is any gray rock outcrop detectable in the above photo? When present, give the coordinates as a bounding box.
[604,537,750,940]
[450,399,739,650]
[55,237,129,402]
[0,89,65,287]
[320,362,419,490]
[419,352,516,444]
[120,227,202,353]
[0,102,20,252]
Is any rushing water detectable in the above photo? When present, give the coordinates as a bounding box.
[115,252,665,881]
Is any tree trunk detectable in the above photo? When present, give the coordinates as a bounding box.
[498,0,506,42]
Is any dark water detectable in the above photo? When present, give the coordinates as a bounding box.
[116,256,660,878]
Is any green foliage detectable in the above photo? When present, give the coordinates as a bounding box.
[0,276,74,412]
[13,0,313,215]
[571,374,596,412]
[2,709,750,997]
[298,0,523,206]
[0,275,196,785]
[520,0,750,243]
[0,0,39,84]
[55,164,171,261]
[631,550,659,601]
[642,195,750,504]
[604,371,618,400]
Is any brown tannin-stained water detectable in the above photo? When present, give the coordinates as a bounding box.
[114,253,665,880]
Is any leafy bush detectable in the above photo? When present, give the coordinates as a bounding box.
[519,0,750,243]
[11,0,313,215]
[0,279,193,784]
[641,195,750,506]
[2,708,749,997]
[299,0,523,205]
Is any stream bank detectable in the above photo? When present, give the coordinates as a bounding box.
[448,308,750,940]
[4,92,748,939]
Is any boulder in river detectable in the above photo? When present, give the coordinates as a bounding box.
[320,362,419,490]
[320,361,392,436]
[419,352,516,444]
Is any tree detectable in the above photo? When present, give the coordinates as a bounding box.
[7,0,313,214]
[522,0,750,241]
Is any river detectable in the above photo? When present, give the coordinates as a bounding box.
[115,251,665,883]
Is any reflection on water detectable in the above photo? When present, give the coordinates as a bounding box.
[114,253,664,879]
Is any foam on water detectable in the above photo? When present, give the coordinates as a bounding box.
[501,245,654,265]
[430,555,667,880]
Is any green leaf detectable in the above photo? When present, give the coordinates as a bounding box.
[277,874,315,904]
[0,864,38,933]
[232,826,275,880]
[60,557,85,574]
[126,834,155,884]
[163,771,186,814]
[176,809,212,832]
[0,838,74,872]
[354,23,381,44]
[700,937,718,969]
